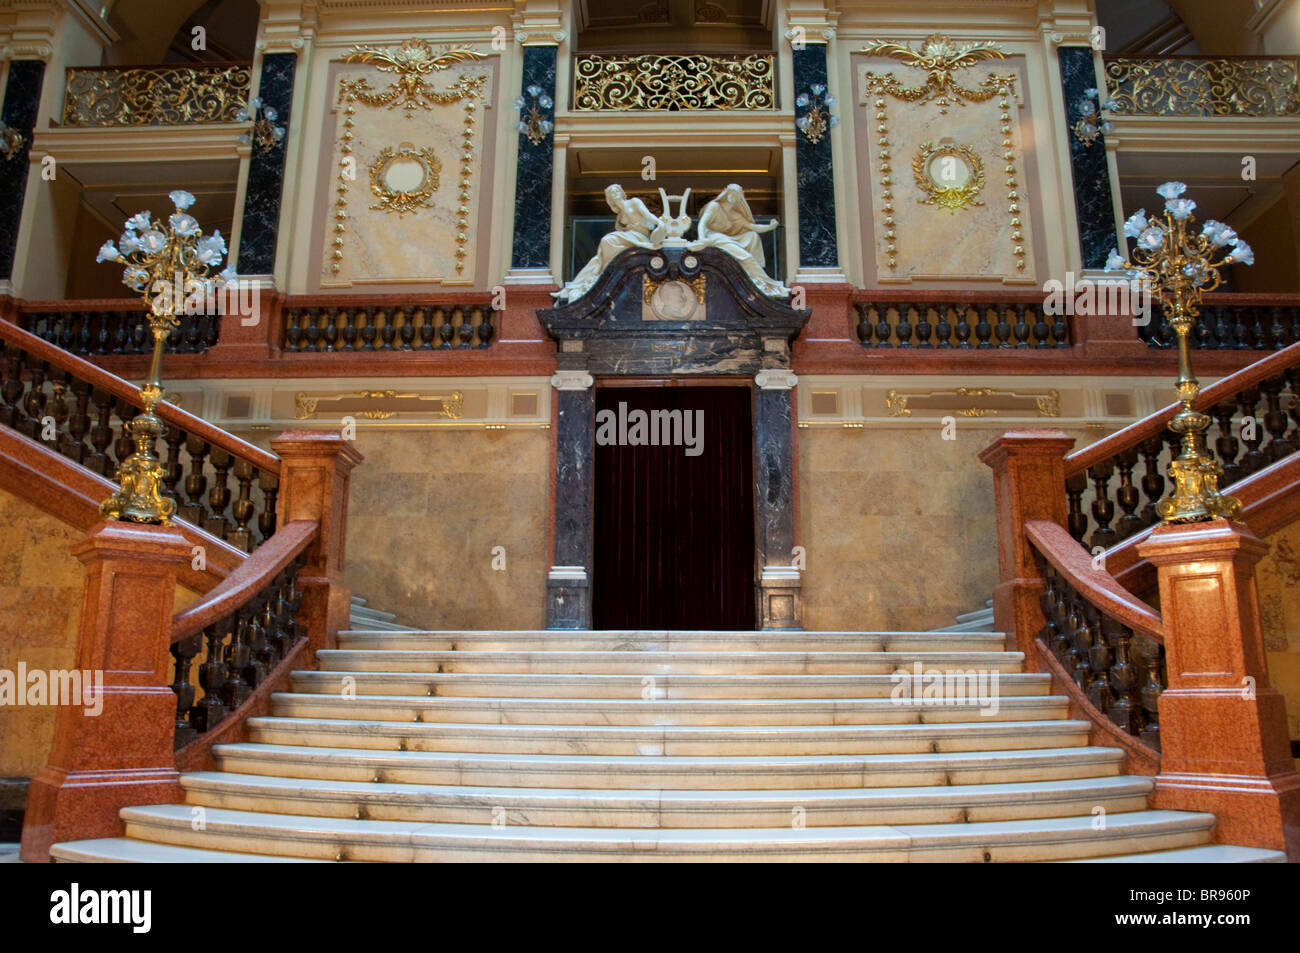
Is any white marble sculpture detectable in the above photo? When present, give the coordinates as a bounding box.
[553,183,789,303]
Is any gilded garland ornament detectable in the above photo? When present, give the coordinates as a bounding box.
[912,142,985,212]
[859,34,1013,113]
[340,40,488,112]
[368,144,441,216]
[1104,182,1255,523]
[93,191,238,524]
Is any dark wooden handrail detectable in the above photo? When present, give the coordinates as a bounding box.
[1025,519,1164,642]
[0,315,279,474]
[1065,339,1300,477]
[171,520,316,644]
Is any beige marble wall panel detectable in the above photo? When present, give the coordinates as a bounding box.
[854,55,1037,285]
[320,56,497,289]
[343,428,550,630]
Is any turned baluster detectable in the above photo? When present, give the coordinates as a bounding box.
[46,373,70,449]
[1287,366,1300,443]
[340,309,358,351]
[1087,459,1118,551]
[129,313,148,353]
[852,303,871,345]
[21,361,48,440]
[191,621,230,733]
[228,459,258,553]
[974,304,993,348]
[993,303,1012,348]
[322,309,339,352]
[161,425,186,509]
[185,312,203,352]
[1051,307,1070,347]
[179,435,210,526]
[302,308,322,352]
[1011,304,1030,348]
[1065,470,1089,542]
[1213,401,1243,487]
[1231,306,1250,349]
[258,595,283,670]
[93,313,111,354]
[398,307,415,350]
[170,632,203,749]
[56,316,75,352]
[1058,592,1081,664]
[1087,617,1116,713]
[204,311,221,350]
[0,346,24,429]
[1114,446,1143,540]
[1069,601,1096,688]
[377,308,395,350]
[1260,374,1295,461]
[953,305,973,348]
[1032,307,1051,348]
[935,305,953,348]
[1137,433,1167,528]
[360,307,378,350]
[205,447,234,540]
[110,398,136,470]
[478,306,496,347]
[77,314,94,354]
[1237,387,1266,475]
[417,308,435,349]
[1106,623,1142,735]
[242,599,269,688]
[913,303,932,347]
[889,303,910,348]
[874,304,893,348]
[109,314,127,354]
[1038,565,1060,647]
[221,612,254,708]
[282,310,303,352]
[86,391,115,477]
[65,378,92,465]
[1252,309,1270,349]
[458,307,477,348]
[1134,634,1165,751]
[258,470,279,544]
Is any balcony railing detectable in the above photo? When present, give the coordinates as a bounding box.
[61,63,252,127]
[573,53,775,111]
[1103,55,1300,117]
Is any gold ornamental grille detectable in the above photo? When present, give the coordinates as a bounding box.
[1103,56,1300,117]
[573,53,775,111]
[62,64,253,126]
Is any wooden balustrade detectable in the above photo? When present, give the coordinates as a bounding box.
[282,302,498,352]
[854,297,1070,349]
[1143,298,1300,350]
[1065,342,1300,548]
[19,303,220,357]
[0,319,280,552]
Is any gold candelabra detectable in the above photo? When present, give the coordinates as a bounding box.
[95,190,237,524]
[1106,181,1254,523]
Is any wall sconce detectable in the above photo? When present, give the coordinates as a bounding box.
[795,84,839,144]
[0,120,24,160]
[514,85,554,146]
[1072,86,1116,147]
[236,97,286,152]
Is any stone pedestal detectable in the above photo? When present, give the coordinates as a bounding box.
[20,522,190,862]
[270,430,364,657]
[978,430,1077,661]
[1139,520,1300,856]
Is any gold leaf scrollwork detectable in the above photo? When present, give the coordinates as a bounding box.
[859,34,1013,113]
[885,387,1060,418]
[369,144,441,216]
[294,389,465,421]
[1104,56,1300,117]
[340,40,489,112]
[573,53,775,111]
[62,65,252,126]
[912,142,985,213]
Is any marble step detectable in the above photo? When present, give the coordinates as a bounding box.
[180,772,1154,828]
[335,631,1007,653]
[245,716,1091,756]
[213,743,1125,789]
[350,607,398,622]
[289,670,1053,699]
[314,649,1027,675]
[49,838,332,863]
[116,803,1215,862]
[269,692,1070,726]
[1063,845,1287,863]
[348,618,413,632]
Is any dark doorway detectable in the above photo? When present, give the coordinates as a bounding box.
[592,385,756,630]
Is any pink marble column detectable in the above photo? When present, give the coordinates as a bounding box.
[20,521,191,862]
[1139,519,1300,856]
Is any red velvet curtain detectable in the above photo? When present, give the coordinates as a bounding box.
[593,386,756,630]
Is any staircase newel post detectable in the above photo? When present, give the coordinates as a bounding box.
[978,429,1077,663]
[1137,519,1300,856]
[269,430,363,658]
[19,521,191,862]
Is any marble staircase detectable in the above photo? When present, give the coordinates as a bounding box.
[49,624,1287,862]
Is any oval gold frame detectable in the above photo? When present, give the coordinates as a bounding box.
[368,143,441,216]
[912,142,986,213]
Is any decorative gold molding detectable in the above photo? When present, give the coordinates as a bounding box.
[1104,56,1300,117]
[859,34,1012,113]
[62,64,251,126]
[573,53,775,111]
[331,40,488,277]
[294,389,465,421]
[368,144,441,216]
[885,386,1060,418]
[912,142,985,213]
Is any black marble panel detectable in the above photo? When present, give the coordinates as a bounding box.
[792,45,839,269]
[0,60,45,281]
[1059,47,1119,270]
[236,53,295,275]
[511,46,557,270]
[754,387,794,568]
[554,386,594,569]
